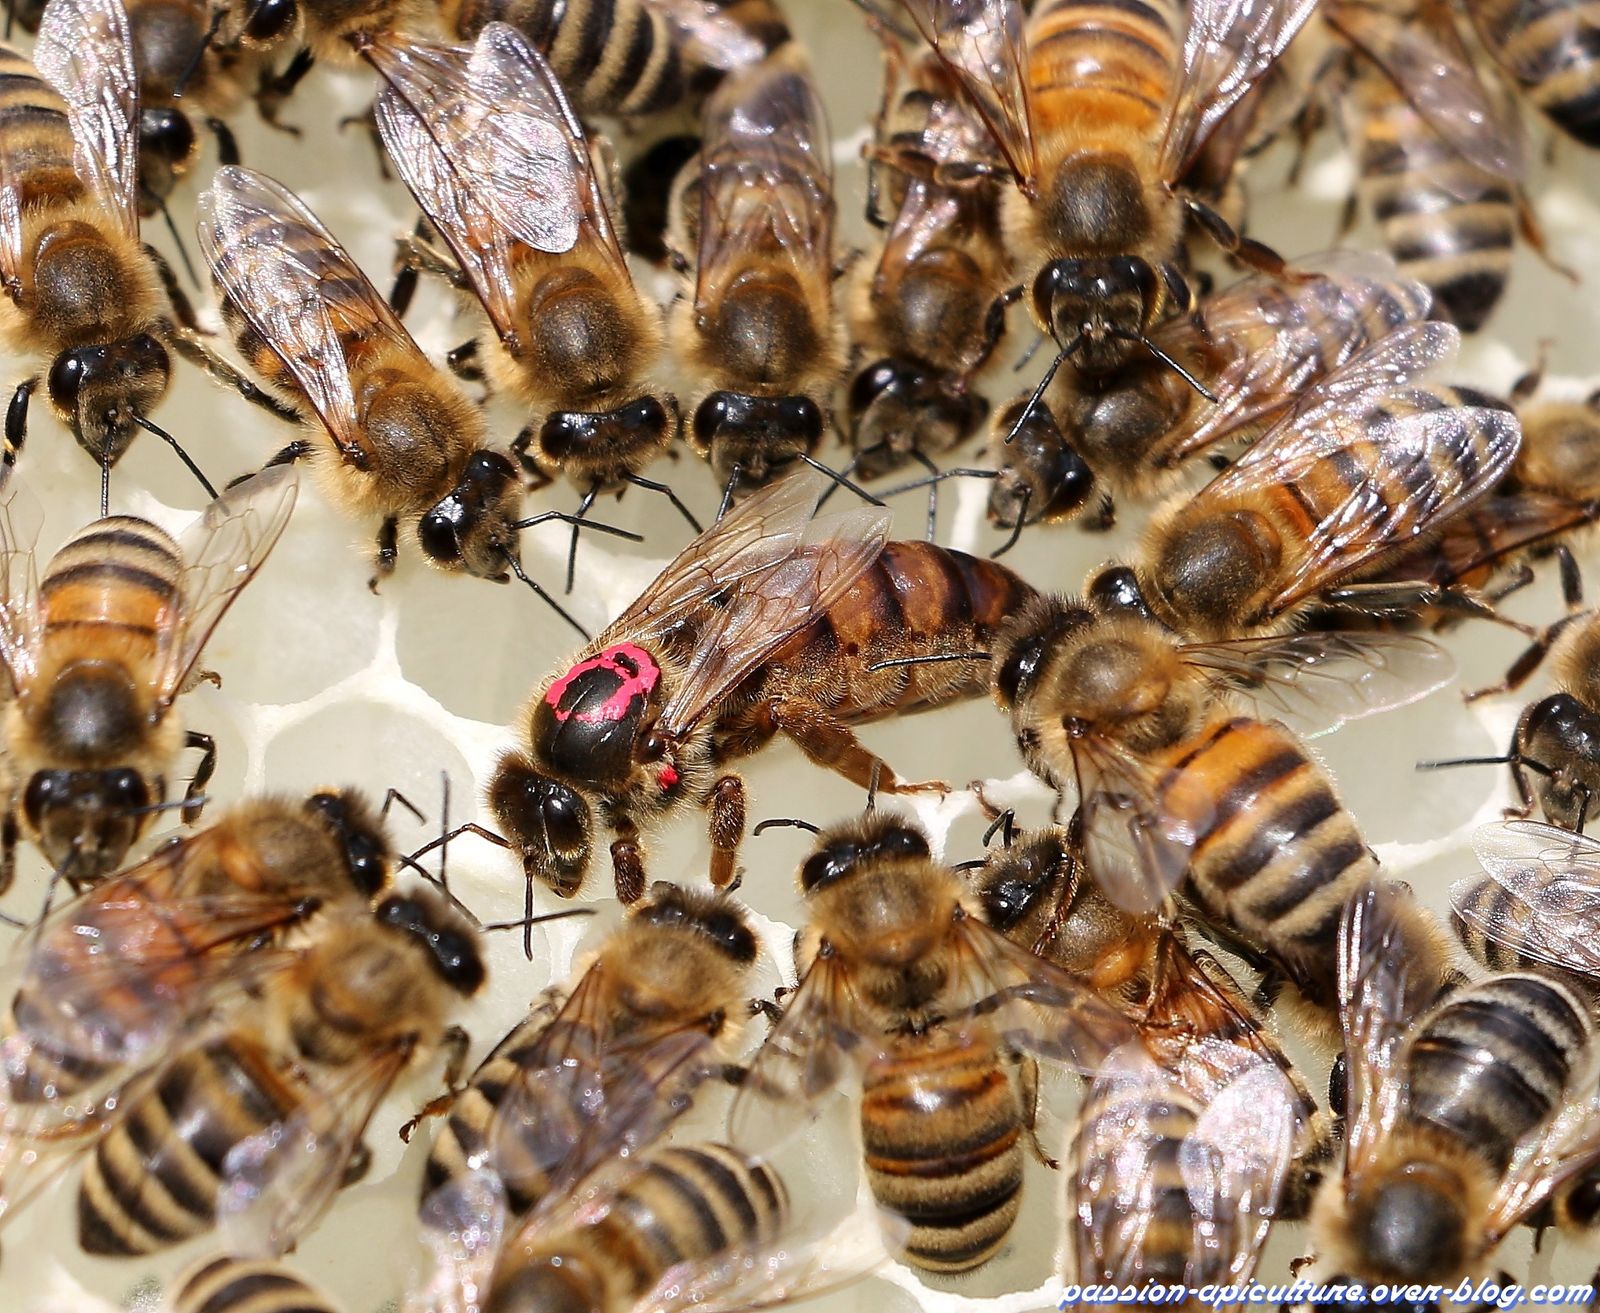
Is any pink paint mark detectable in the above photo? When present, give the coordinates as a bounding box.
[544,643,662,724]
[657,764,680,792]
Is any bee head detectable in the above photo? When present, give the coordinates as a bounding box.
[49,334,172,466]
[24,767,151,885]
[489,751,594,898]
[417,450,522,579]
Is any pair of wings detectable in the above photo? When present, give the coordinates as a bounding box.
[724,904,1137,1153]
[1178,318,1521,615]
[0,465,296,708]
[368,26,634,349]
[1067,1040,1297,1287]
[0,0,140,285]
[691,45,834,318]
[584,467,893,740]
[1338,881,1600,1245]
[1331,0,1526,188]
[1450,820,1600,985]
[195,167,450,464]
[1150,252,1435,470]
[880,0,1316,199]
[1069,628,1453,915]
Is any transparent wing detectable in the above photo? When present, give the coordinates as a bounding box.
[726,952,873,1155]
[196,167,418,452]
[693,46,834,314]
[0,99,33,283]
[1331,0,1524,179]
[34,0,140,237]
[371,26,628,343]
[1373,491,1599,590]
[0,475,45,695]
[1159,0,1320,180]
[218,1042,410,1256]
[1455,821,1600,981]
[158,466,297,703]
[658,0,770,72]
[410,1169,507,1313]
[894,0,1035,186]
[1181,630,1455,738]
[1486,1053,1600,1242]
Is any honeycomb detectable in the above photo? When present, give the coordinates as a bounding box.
[7,1,1600,1309]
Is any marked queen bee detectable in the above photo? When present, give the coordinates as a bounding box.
[489,466,1035,905]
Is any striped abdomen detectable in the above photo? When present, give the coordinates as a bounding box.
[78,1037,301,1255]
[767,542,1037,721]
[1026,0,1180,149]
[170,1256,341,1313]
[860,1030,1023,1273]
[1158,717,1375,1007]
[1405,973,1591,1174]
[1470,0,1600,147]
[38,516,180,688]
[0,43,82,217]
[1355,70,1514,332]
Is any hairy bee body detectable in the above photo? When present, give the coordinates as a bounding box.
[1352,68,1514,333]
[486,1142,788,1313]
[1469,0,1600,146]
[860,1028,1024,1273]
[170,1256,341,1313]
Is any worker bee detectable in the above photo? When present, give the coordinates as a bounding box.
[490,466,1035,905]
[369,25,698,563]
[1105,320,1521,641]
[845,36,1013,481]
[1465,0,1600,147]
[422,882,761,1219]
[1313,879,1600,1284]
[1327,0,1530,332]
[435,0,787,120]
[975,591,1456,1014]
[168,1255,341,1313]
[1064,1042,1297,1289]
[75,887,484,1256]
[0,467,295,892]
[668,48,846,502]
[888,0,1313,394]
[982,255,1434,538]
[194,165,625,629]
[0,0,217,483]
[726,810,1136,1272]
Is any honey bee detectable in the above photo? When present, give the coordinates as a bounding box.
[845,37,1013,481]
[1064,1043,1297,1289]
[974,591,1456,1014]
[0,0,221,483]
[726,810,1135,1272]
[1104,320,1521,641]
[888,0,1313,392]
[668,48,846,502]
[982,255,1434,538]
[422,882,760,1219]
[0,467,295,892]
[435,0,788,120]
[368,25,699,564]
[169,1256,341,1313]
[490,466,1035,905]
[76,887,484,1256]
[194,165,625,627]
[1313,879,1600,1284]
[1327,0,1530,332]
[1465,0,1600,147]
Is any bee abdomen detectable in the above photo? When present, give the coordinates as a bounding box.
[1167,718,1373,1003]
[1449,875,1544,974]
[0,47,79,204]
[1476,0,1600,146]
[1027,0,1179,133]
[41,516,181,644]
[169,1255,340,1313]
[1407,973,1591,1173]
[78,1040,297,1255]
[860,1036,1024,1272]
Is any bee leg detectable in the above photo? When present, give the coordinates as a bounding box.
[1014,1054,1058,1169]
[749,997,783,1026]
[1559,542,1585,611]
[0,810,14,896]
[707,775,747,891]
[1178,195,1299,281]
[1082,494,1116,533]
[254,49,313,136]
[610,836,647,906]
[182,731,216,825]
[1465,609,1591,700]
[338,101,390,180]
[170,329,303,425]
[399,1024,472,1144]
[396,230,470,294]
[5,377,35,466]
[768,701,948,795]
[207,118,240,168]
[339,1141,372,1189]
[368,518,399,593]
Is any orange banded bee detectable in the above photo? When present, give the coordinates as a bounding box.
[489,466,1035,905]
[0,468,295,892]
[168,1255,342,1313]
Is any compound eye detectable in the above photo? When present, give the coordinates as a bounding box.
[995,635,1049,708]
[540,785,587,853]
[849,360,907,413]
[47,350,91,412]
[22,773,65,825]
[876,826,930,860]
[140,108,196,163]
[778,395,822,443]
[417,502,464,564]
[801,839,861,892]
[245,0,296,41]
[104,768,148,811]
[466,449,513,487]
[637,728,667,763]
[692,392,734,445]
[124,333,169,376]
